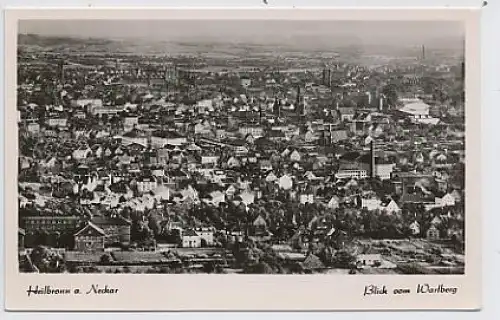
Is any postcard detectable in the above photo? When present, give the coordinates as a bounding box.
[3,8,481,311]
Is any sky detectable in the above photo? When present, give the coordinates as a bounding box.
[18,20,465,48]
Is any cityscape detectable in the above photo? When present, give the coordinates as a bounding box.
[17,20,465,275]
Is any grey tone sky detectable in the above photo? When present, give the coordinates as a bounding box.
[19,20,464,48]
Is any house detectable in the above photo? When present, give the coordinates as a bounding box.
[72,147,92,161]
[137,176,158,194]
[351,112,372,134]
[194,122,212,135]
[201,155,219,166]
[252,215,268,236]
[336,163,368,180]
[91,105,126,117]
[26,123,40,134]
[327,196,340,209]
[356,254,382,268]
[22,216,81,235]
[330,130,349,142]
[451,189,462,203]
[281,148,291,158]
[195,227,215,247]
[241,77,252,88]
[368,123,385,137]
[266,172,278,183]
[91,216,132,246]
[245,134,255,144]
[180,185,199,203]
[225,185,237,197]
[300,253,325,272]
[289,150,301,162]
[304,130,317,143]
[207,190,225,206]
[239,125,264,138]
[227,156,241,169]
[338,107,355,122]
[73,111,86,119]
[356,254,396,269]
[233,145,249,156]
[259,160,273,171]
[426,225,440,240]
[267,130,287,142]
[440,193,456,207]
[151,130,187,147]
[181,229,202,248]
[362,198,382,211]
[409,221,421,236]
[240,190,256,205]
[300,193,314,204]
[45,117,68,128]
[123,116,139,129]
[384,200,401,213]
[74,222,106,252]
[74,98,103,109]
[40,156,58,169]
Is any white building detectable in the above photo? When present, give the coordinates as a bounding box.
[182,229,202,248]
[399,102,440,125]
[123,116,139,129]
[74,98,103,109]
[239,125,264,138]
[137,177,158,194]
[300,194,314,204]
[362,198,382,211]
[336,169,368,180]
[45,118,67,128]
[374,163,396,180]
[195,227,215,246]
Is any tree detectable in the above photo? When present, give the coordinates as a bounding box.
[203,261,216,274]
[29,245,65,273]
[100,253,113,265]
[148,214,161,237]
[333,250,356,269]
[245,261,274,274]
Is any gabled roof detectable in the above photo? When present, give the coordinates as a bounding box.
[182,229,199,237]
[74,222,106,237]
[301,253,325,270]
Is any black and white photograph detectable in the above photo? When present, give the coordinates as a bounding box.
[15,18,467,275]
[4,8,482,311]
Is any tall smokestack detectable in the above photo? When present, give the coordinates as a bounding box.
[370,140,376,179]
[422,45,426,60]
[296,85,301,106]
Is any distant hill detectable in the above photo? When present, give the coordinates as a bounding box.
[17,33,462,63]
[18,33,113,48]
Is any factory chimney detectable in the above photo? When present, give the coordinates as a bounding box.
[370,140,376,179]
